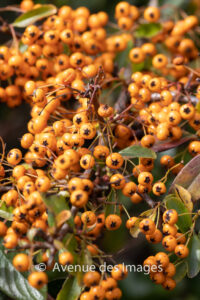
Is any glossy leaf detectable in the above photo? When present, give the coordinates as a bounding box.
[19,42,28,53]
[174,184,193,212]
[13,5,57,28]
[56,210,71,227]
[188,173,200,202]
[140,208,157,220]
[63,44,71,55]
[174,261,188,283]
[196,101,200,113]
[105,189,121,217]
[187,235,200,278]
[64,233,78,253]
[132,61,145,73]
[159,0,189,10]
[0,202,13,221]
[42,193,68,215]
[115,40,134,69]
[0,248,45,300]
[165,195,192,233]
[48,211,56,228]
[0,209,13,221]
[130,209,156,238]
[27,228,38,242]
[76,247,93,286]
[54,240,65,250]
[119,145,157,159]
[130,218,141,238]
[56,276,81,300]
[169,155,200,192]
[47,269,66,282]
[135,23,162,38]
[105,190,114,218]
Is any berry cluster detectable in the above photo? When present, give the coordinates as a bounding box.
[80,268,127,300]
[131,209,189,290]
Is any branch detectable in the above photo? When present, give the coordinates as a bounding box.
[151,92,198,105]
[152,134,196,153]
[56,223,73,241]
[47,295,55,300]
[0,6,23,13]
[138,192,156,208]
[114,89,129,114]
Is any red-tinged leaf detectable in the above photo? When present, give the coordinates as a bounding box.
[169,155,200,192]
[188,173,200,202]
[153,134,196,153]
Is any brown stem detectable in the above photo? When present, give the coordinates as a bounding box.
[114,89,129,114]
[184,72,193,90]
[56,223,73,241]
[151,92,198,105]
[152,135,196,153]
[0,186,11,192]
[89,69,105,123]
[0,6,23,13]
[138,192,156,208]
[9,24,18,48]
[47,295,55,300]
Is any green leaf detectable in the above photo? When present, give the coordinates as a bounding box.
[119,145,157,159]
[38,286,47,300]
[63,44,71,55]
[174,261,187,283]
[0,210,13,221]
[64,233,78,253]
[76,247,93,286]
[56,210,71,227]
[47,269,66,282]
[131,57,152,73]
[165,195,192,233]
[196,101,200,113]
[169,155,200,192]
[42,193,68,215]
[187,235,200,278]
[105,190,114,218]
[135,23,162,38]
[19,42,28,53]
[27,228,38,242]
[0,202,13,221]
[130,218,141,238]
[48,211,56,228]
[115,40,134,69]
[132,61,145,73]
[158,0,189,14]
[56,276,81,300]
[13,5,57,28]
[174,184,193,212]
[188,173,200,202]
[130,209,156,238]
[105,189,122,218]
[159,0,188,5]
[0,248,46,300]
